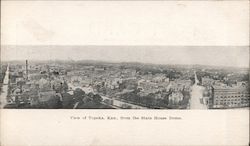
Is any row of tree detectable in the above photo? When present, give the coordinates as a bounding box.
[119,90,190,109]
[21,88,107,109]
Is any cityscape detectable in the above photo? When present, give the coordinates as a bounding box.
[0,46,249,109]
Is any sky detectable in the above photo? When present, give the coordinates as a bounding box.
[1,1,249,46]
[1,46,249,68]
[1,1,249,67]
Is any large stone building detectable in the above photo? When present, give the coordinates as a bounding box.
[211,85,249,108]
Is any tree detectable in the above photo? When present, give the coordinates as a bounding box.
[73,88,85,102]
[87,92,95,98]
[46,95,62,109]
[62,93,74,109]
[93,94,103,103]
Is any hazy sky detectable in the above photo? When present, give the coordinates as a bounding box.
[1,46,249,68]
[1,1,249,67]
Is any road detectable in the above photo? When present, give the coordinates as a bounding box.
[68,83,147,109]
[100,95,147,109]
[0,64,10,108]
[189,71,207,109]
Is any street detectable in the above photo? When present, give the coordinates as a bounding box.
[0,64,9,108]
[68,83,147,109]
[189,71,207,109]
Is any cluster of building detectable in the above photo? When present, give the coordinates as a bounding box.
[137,75,191,104]
[7,61,68,107]
[48,62,192,108]
[5,60,248,109]
[62,64,192,107]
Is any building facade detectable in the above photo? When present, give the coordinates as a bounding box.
[211,85,249,108]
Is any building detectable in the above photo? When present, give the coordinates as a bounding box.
[168,91,184,105]
[28,74,47,81]
[201,77,214,86]
[211,85,250,108]
[152,74,169,83]
[167,79,192,92]
[38,78,51,91]
[138,80,169,94]
[105,78,123,90]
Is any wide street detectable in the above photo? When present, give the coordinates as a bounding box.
[189,71,207,109]
[0,64,9,108]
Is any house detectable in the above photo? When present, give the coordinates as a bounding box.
[169,92,184,105]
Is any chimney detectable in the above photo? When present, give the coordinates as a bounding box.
[26,60,28,80]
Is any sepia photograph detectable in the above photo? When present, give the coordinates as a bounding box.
[1,1,249,146]
[1,46,249,110]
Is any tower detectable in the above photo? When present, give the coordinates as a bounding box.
[26,60,28,80]
[47,65,51,88]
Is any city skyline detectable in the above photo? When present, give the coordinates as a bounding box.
[1,53,249,110]
[1,45,249,68]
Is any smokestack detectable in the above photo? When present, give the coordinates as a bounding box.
[47,65,51,87]
[26,60,28,80]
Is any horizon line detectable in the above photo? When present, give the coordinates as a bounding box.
[1,59,249,69]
